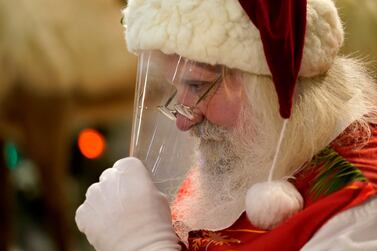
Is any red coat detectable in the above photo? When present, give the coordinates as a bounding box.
[178,126,377,251]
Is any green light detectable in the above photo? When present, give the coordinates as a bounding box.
[4,142,19,169]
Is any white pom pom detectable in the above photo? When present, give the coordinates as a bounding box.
[245,180,303,230]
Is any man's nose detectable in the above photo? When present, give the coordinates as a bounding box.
[175,109,204,131]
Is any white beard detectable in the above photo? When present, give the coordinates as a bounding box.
[172,106,272,240]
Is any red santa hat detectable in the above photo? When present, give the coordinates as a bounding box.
[123,0,343,118]
[238,0,307,118]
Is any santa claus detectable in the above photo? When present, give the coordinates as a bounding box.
[75,0,377,250]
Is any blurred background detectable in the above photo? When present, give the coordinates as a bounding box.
[0,0,376,250]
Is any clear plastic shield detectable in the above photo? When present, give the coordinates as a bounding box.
[129,51,198,200]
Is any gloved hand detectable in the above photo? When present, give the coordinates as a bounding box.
[75,157,181,251]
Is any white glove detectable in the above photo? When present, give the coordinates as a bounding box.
[75,157,181,251]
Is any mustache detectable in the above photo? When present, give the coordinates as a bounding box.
[190,120,228,141]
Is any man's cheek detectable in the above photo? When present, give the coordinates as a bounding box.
[206,101,242,128]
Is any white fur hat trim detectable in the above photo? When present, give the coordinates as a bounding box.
[123,0,343,77]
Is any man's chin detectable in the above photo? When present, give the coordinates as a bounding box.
[172,139,253,235]
[173,119,274,235]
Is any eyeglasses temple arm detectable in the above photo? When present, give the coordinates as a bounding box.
[195,74,222,105]
[164,89,177,106]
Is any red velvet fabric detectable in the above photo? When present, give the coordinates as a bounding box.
[176,124,377,250]
[183,182,376,251]
[238,0,307,118]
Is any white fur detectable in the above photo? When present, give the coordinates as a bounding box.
[123,0,343,77]
[245,181,303,230]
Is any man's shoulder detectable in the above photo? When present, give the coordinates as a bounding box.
[302,196,377,251]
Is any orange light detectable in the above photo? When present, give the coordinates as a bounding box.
[78,129,106,159]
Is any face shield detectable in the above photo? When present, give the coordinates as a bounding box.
[129,50,227,200]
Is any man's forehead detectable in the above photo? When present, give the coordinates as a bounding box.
[192,61,222,74]
[164,53,222,74]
